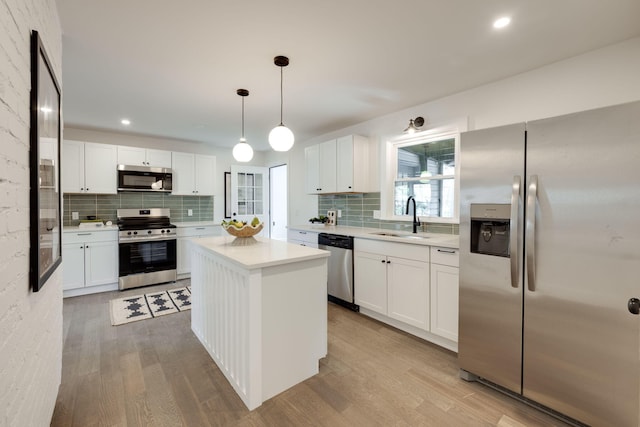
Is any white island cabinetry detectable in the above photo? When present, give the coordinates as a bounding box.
[190,236,329,410]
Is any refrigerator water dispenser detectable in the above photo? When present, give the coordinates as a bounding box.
[470,204,510,257]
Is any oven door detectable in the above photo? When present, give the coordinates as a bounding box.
[118,238,177,277]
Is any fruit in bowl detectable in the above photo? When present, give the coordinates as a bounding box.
[221,217,264,238]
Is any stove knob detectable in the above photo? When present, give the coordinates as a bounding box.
[166,230,171,233]
[161,230,166,233]
[133,231,138,235]
[147,230,152,234]
[127,231,132,235]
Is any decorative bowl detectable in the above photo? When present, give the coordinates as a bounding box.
[222,222,264,238]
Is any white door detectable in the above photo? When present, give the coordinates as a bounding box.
[62,140,85,193]
[387,256,430,330]
[171,152,195,195]
[269,164,287,241]
[230,165,269,237]
[85,241,118,287]
[194,154,216,195]
[353,251,388,314]
[62,243,85,290]
[84,142,117,194]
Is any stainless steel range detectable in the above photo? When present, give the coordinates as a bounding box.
[117,208,177,290]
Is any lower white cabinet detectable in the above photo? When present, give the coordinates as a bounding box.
[430,247,460,342]
[63,229,118,292]
[354,238,459,351]
[177,225,219,276]
[286,229,319,248]
[354,239,430,330]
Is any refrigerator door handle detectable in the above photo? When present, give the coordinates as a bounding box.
[510,175,521,288]
[526,175,538,291]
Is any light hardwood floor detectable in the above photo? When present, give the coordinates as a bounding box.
[52,281,568,427]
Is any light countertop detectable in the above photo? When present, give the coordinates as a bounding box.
[191,235,330,269]
[288,224,459,249]
[63,224,119,232]
[173,221,219,228]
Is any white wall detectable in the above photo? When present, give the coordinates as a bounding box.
[284,36,640,226]
[63,127,268,221]
[0,0,63,425]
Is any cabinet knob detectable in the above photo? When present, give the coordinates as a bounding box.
[387,260,391,264]
[381,259,385,263]
[86,245,89,248]
[348,186,352,189]
[629,298,640,315]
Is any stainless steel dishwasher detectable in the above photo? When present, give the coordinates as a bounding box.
[318,233,359,311]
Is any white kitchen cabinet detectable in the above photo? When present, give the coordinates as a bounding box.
[304,135,375,194]
[286,229,319,248]
[62,140,118,194]
[304,140,336,194]
[117,146,172,168]
[353,250,388,313]
[336,135,374,193]
[62,229,118,293]
[171,152,216,196]
[177,225,219,276]
[430,247,459,342]
[354,239,430,330]
[387,256,430,330]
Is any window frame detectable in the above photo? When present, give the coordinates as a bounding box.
[380,119,465,224]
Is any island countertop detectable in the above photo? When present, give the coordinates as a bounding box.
[191,235,330,269]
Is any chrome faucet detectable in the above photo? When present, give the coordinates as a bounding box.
[406,196,420,234]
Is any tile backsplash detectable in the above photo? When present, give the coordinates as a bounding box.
[63,193,214,226]
[318,192,459,235]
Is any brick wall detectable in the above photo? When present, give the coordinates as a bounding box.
[0,1,62,426]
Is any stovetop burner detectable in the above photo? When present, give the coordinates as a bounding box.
[117,208,177,241]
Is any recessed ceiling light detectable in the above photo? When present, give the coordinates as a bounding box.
[493,16,511,29]
[121,119,131,125]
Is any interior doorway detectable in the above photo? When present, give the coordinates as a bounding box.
[269,164,288,240]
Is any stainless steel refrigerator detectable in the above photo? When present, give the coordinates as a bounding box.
[458,101,640,426]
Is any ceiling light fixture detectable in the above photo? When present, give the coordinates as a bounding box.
[232,89,254,162]
[493,16,511,29]
[268,55,294,152]
[121,118,131,125]
[404,116,425,134]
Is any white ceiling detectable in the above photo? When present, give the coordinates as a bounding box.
[57,0,640,151]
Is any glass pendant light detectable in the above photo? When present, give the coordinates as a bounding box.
[268,56,294,152]
[232,89,254,162]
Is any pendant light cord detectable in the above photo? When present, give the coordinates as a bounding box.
[279,66,284,126]
[241,96,245,140]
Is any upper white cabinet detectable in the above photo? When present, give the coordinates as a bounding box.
[171,152,216,196]
[304,135,376,194]
[62,140,117,194]
[117,146,172,168]
[305,140,336,194]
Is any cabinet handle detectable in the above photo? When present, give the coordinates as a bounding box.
[380,259,385,263]
[80,246,83,249]
[387,260,391,264]
[195,227,205,230]
[86,188,89,191]
[348,186,352,189]
[85,245,89,248]
[299,231,307,234]
[80,188,84,191]
[437,249,456,254]
[77,233,91,236]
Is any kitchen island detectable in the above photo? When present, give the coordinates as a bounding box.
[189,235,330,410]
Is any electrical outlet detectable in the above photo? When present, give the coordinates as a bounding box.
[72,212,79,220]
[188,209,193,217]
[337,210,342,218]
[373,210,381,219]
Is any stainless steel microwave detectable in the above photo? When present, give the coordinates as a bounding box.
[117,165,172,192]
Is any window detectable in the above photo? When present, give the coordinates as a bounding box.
[382,123,462,223]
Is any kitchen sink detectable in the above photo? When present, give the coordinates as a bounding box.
[370,232,430,239]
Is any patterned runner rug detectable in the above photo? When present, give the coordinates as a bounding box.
[110,287,191,326]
